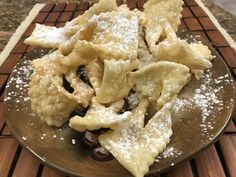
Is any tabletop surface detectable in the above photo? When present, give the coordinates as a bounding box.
[1,0,236,54]
[0,0,236,177]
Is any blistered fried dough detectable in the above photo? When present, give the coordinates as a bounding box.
[142,0,212,71]
[138,28,155,68]
[29,52,79,127]
[64,0,118,37]
[30,51,68,75]
[146,22,212,70]
[96,59,134,103]
[29,51,94,126]
[24,24,69,48]
[89,9,138,60]
[62,71,94,107]
[24,17,81,48]
[59,0,118,54]
[143,0,183,31]
[60,10,139,67]
[86,59,104,93]
[190,42,214,59]
[190,43,215,79]
[69,98,131,131]
[29,73,78,127]
[99,99,174,177]
[154,40,213,70]
[131,61,191,110]
[36,52,95,106]
[25,0,118,50]
[60,40,125,66]
[142,0,183,50]
[142,0,213,71]
[59,30,81,55]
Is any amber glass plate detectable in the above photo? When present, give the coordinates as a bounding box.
[4,34,235,177]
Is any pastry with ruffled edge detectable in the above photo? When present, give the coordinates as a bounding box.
[60,8,139,67]
[142,0,213,73]
[99,98,175,177]
[96,59,137,103]
[85,59,104,93]
[25,0,118,50]
[69,97,131,131]
[131,61,191,110]
[29,51,94,127]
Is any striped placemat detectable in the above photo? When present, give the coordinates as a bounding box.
[0,1,236,177]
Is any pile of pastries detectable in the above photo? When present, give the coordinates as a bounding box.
[25,0,214,176]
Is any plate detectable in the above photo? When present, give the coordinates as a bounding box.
[4,34,235,177]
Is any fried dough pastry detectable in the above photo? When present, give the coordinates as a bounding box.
[190,43,215,79]
[146,22,213,70]
[137,28,155,68]
[59,0,118,54]
[99,99,174,177]
[69,98,131,131]
[96,59,135,103]
[153,28,213,70]
[142,0,183,51]
[142,0,212,71]
[86,59,104,93]
[143,0,183,31]
[25,0,118,51]
[29,52,78,127]
[60,9,139,67]
[24,24,69,48]
[29,51,94,127]
[63,70,94,107]
[153,38,213,70]
[63,0,118,37]
[25,0,216,176]
[131,61,191,109]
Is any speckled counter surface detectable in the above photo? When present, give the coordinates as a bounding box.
[0,0,80,53]
[0,0,235,53]
[201,0,236,41]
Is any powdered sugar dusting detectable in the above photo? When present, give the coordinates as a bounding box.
[127,92,139,109]
[88,10,138,55]
[25,24,68,46]
[4,58,33,111]
[162,147,182,158]
[100,101,173,164]
[4,49,50,111]
[173,99,191,113]
[155,146,183,162]
[155,70,233,161]
[173,69,234,137]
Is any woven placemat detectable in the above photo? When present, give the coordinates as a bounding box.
[0,1,236,177]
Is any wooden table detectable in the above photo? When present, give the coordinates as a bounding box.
[0,0,236,176]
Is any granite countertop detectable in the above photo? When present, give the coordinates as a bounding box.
[0,0,235,54]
